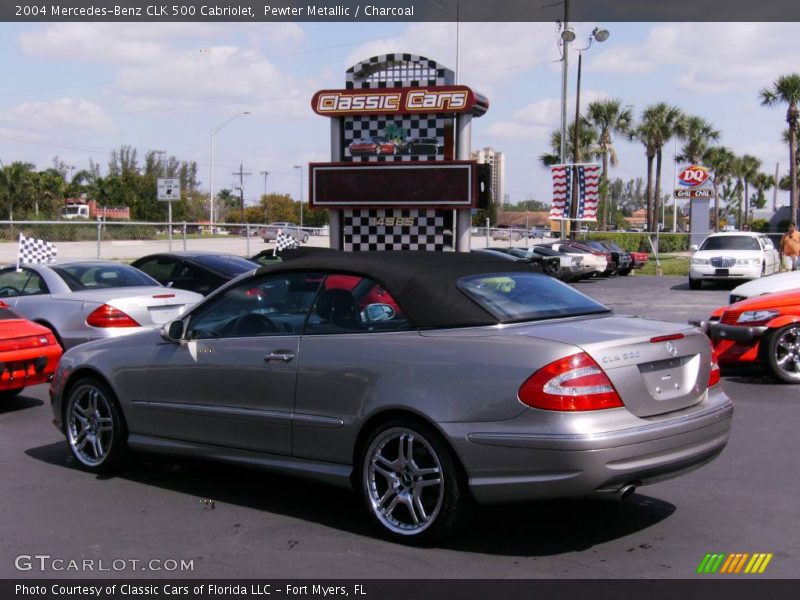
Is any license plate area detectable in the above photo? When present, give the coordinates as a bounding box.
[638,354,700,400]
[715,268,729,276]
[148,306,182,324]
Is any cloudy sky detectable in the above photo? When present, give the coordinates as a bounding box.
[0,20,796,209]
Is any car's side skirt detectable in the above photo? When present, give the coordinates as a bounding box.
[127,433,354,489]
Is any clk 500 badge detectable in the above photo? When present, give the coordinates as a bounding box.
[601,350,641,364]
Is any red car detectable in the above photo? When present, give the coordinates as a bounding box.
[630,251,649,269]
[700,290,800,382]
[348,136,398,156]
[0,301,63,398]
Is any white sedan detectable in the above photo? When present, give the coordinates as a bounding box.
[688,232,779,290]
[728,270,800,303]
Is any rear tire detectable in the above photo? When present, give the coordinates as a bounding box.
[359,419,472,545]
[760,324,800,383]
[64,377,129,473]
[689,277,702,290]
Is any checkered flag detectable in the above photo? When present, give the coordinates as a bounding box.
[272,231,299,256]
[17,233,57,269]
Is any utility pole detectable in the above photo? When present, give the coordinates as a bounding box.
[774,162,780,213]
[232,162,251,223]
[259,170,270,223]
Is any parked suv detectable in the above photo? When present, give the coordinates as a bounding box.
[260,222,309,244]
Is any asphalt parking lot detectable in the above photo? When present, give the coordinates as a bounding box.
[1,275,798,579]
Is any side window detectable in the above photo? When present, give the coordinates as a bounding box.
[304,274,409,335]
[187,272,323,339]
[0,269,31,297]
[21,271,49,295]
[135,257,176,282]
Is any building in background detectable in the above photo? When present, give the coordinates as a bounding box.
[472,147,506,206]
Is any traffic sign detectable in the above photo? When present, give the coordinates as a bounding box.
[157,178,181,201]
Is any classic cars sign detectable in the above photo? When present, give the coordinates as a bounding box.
[311,85,489,117]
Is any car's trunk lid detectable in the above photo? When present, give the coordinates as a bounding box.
[514,315,712,417]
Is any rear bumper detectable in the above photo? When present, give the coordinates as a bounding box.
[443,389,733,504]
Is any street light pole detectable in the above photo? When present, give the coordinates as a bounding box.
[209,111,250,226]
[260,170,270,223]
[293,165,303,230]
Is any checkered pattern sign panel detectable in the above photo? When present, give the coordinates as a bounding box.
[343,115,446,163]
[343,209,454,252]
[346,53,454,90]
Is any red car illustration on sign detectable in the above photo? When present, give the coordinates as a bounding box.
[0,301,63,398]
[348,136,399,156]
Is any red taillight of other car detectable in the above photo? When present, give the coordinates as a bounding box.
[86,304,140,328]
[0,333,58,352]
[708,356,721,388]
[518,352,623,411]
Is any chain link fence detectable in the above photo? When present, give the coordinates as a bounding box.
[1,220,690,264]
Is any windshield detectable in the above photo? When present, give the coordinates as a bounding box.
[457,273,610,322]
[191,254,258,275]
[700,236,761,251]
[53,264,159,291]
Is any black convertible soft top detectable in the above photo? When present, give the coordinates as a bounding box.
[255,250,541,328]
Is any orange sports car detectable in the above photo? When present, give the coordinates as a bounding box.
[0,301,63,399]
[699,290,800,382]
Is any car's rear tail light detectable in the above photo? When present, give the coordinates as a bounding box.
[708,356,721,388]
[86,304,140,328]
[0,333,58,352]
[518,352,623,411]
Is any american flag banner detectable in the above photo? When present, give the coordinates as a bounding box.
[549,164,602,221]
[17,233,57,270]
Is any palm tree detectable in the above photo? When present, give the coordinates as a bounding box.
[631,104,684,230]
[760,73,800,222]
[739,154,761,227]
[703,146,737,232]
[750,171,776,211]
[676,115,720,164]
[539,121,599,167]
[586,99,633,229]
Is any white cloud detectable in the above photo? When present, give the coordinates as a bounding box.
[485,121,550,142]
[589,23,800,93]
[19,23,306,66]
[344,22,560,92]
[0,98,113,132]
[513,90,611,127]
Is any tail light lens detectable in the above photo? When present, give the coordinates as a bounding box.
[0,333,58,352]
[86,305,140,328]
[518,352,623,411]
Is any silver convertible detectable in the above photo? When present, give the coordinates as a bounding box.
[50,252,733,543]
[0,261,202,349]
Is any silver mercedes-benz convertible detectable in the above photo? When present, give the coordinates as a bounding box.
[50,251,732,543]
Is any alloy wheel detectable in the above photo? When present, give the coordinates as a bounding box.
[364,427,444,536]
[773,326,800,380]
[67,385,115,467]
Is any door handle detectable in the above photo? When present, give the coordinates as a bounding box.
[264,350,295,363]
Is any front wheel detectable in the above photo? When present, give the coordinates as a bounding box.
[302,233,309,243]
[760,324,800,383]
[689,277,702,290]
[65,377,128,473]
[360,419,471,544]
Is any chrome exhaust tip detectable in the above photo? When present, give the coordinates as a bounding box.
[617,484,636,500]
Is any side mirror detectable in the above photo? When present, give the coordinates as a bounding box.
[362,303,396,323]
[162,319,186,343]
[689,245,698,252]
